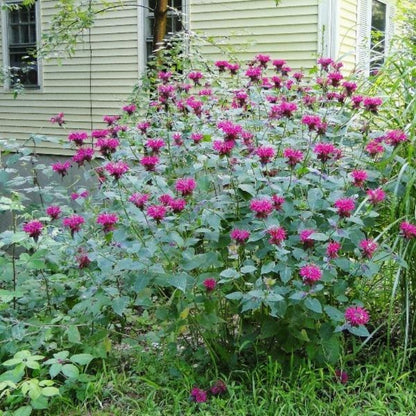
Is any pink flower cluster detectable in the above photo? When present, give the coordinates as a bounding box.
[300,264,322,285]
[96,213,118,233]
[175,178,196,196]
[400,222,416,239]
[283,147,303,166]
[23,220,43,240]
[230,229,250,244]
[63,214,85,236]
[345,306,369,326]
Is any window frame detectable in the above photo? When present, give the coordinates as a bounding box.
[357,0,395,75]
[140,0,187,66]
[1,0,42,91]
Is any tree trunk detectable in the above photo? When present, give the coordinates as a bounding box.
[152,0,168,54]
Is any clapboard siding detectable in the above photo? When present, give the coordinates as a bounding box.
[189,0,319,68]
[0,0,139,152]
[338,0,358,73]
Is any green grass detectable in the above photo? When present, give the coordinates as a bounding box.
[48,346,416,416]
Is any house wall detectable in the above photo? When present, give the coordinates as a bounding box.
[0,0,140,154]
[338,0,358,73]
[189,0,319,70]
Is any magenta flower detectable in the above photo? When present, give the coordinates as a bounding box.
[159,194,174,206]
[140,156,159,171]
[173,133,183,146]
[203,278,217,291]
[267,226,287,245]
[301,114,322,131]
[210,380,227,395]
[227,63,240,75]
[272,195,285,211]
[68,131,88,146]
[313,142,338,162]
[76,252,91,269]
[367,188,386,205]
[96,213,118,233]
[63,214,85,236]
[351,95,363,109]
[245,66,262,82]
[345,306,369,326]
[334,198,355,218]
[327,71,343,87]
[326,241,341,259]
[283,148,303,167]
[213,140,235,156]
[129,193,149,209]
[158,71,172,83]
[96,137,120,157]
[186,97,203,116]
[217,120,243,141]
[300,264,322,285]
[385,130,407,146]
[137,121,150,134]
[92,129,110,139]
[46,205,61,220]
[365,139,384,157]
[147,205,167,222]
[191,133,204,143]
[52,160,71,177]
[146,138,165,153]
[317,57,333,71]
[271,76,282,89]
[363,97,382,113]
[256,54,270,67]
[400,222,416,239]
[122,104,136,115]
[255,146,275,164]
[215,60,230,72]
[72,148,94,166]
[335,369,349,384]
[269,101,297,119]
[23,220,43,240]
[168,198,186,213]
[300,229,315,248]
[293,72,304,81]
[103,115,120,125]
[158,84,175,100]
[249,198,274,219]
[50,112,65,126]
[175,178,196,196]
[342,81,357,96]
[105,161,129,179]
[230,229,250,244]
[190,387,207,403]
[188,71,203,84]
[359,239,378,258]
[351,170,368,187]
[272,59,286,70]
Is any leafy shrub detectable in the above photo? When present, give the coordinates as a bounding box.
[0,51,410,374]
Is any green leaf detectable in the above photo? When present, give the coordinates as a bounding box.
[324,306,345,322]
[41,386,60,397]
[348,325,370,337]
[66,326,81,344]
[62,364,79,379]
[304,297,322,314]
[70,354,93,366]
[220,268,240,279]
[25,360,41,370]
[308,188,323,210]
[225,292,242,300]
[112,296,130,316]
[240,265,257,274]
[310,232,328,241]
[13,405,32,416]
[261,262,275,274]
[170,274,188,293]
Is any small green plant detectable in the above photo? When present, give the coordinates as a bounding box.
[0,350,60,415]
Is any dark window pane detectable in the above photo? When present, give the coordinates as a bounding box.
[370,0,387,71]
[8,5,38,87]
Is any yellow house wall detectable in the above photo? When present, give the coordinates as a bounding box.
[189,0,319,70]
[0,0,140,154]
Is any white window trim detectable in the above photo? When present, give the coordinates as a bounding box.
[356,0,395,76]
[139,0,188,70]
[1,0,42,91]
[318,0,340,59]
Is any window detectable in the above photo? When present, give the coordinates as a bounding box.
[145,0,183,60]
[370,0,387,71]
[2,1,39,88]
